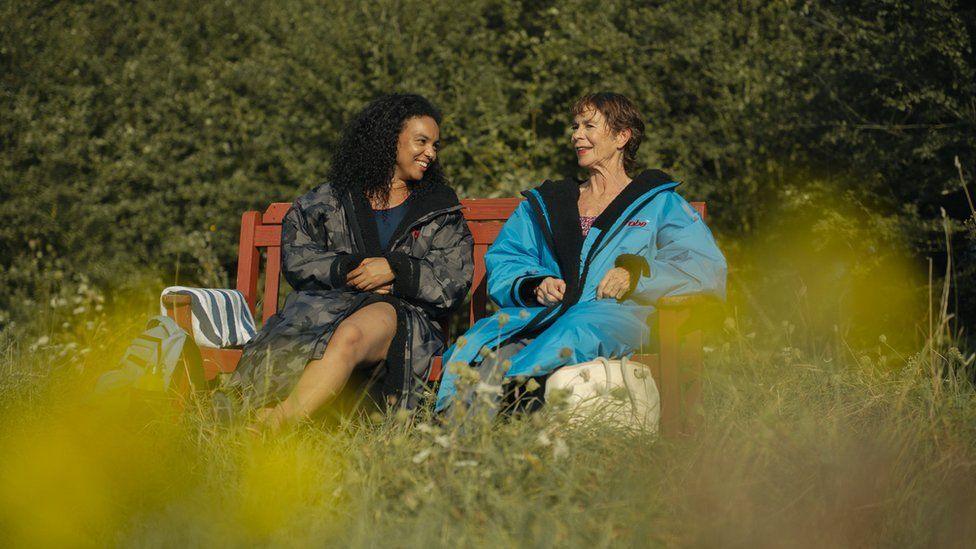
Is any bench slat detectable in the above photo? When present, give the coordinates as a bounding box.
[254,225,282,248]
[461,198,522,220]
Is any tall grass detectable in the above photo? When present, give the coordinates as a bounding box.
[1,289,974,547]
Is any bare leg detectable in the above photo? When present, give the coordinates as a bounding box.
[255,302,397,432]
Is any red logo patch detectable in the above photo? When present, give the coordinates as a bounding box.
[626,220,648,227]
[411,229,421,239]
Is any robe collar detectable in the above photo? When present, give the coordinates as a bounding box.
[525,169,679,278]
[591,169,678,232]
[343,182,462,255]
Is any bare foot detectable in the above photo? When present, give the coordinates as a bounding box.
[248,404,290,436]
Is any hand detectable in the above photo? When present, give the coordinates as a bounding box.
[597,267,630,300]
[535,277,566,306]
[346,257,395,291]
[372,283,393,295]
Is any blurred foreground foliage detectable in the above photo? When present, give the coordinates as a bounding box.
[1,301,974,546]
[1,0,975,340]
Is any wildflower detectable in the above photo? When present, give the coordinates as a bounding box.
[434,435,451,448]
[536,431,552,447]
[524,378,541,392]
[474,382,502,396]
[552,438,569,459]
[456,336,468,349]
[497,312,510,327]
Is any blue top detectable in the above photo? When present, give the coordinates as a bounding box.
[374,196,411,249]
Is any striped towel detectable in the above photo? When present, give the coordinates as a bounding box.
[160,286,257,349]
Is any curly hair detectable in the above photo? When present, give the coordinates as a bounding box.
[327,93,447,205]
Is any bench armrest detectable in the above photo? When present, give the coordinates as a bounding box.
[161,294,194,336]
[656,293,720,310]
[161,294,192,307]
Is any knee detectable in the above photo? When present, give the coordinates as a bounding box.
[330,323,364,353]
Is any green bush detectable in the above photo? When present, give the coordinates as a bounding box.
[2,0,974,330]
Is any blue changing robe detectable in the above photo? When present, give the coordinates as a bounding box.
[435,170,727,411]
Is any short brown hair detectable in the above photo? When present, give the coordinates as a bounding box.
[572,92,645,173]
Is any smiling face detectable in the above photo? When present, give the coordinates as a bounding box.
[392,116,440,183]
[571,107,631,171]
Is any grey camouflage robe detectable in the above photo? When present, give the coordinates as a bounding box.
[234,182,473,409]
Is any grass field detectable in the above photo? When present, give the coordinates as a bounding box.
[1,288,974,548]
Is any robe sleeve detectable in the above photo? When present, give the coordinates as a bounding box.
[623,193,727,305]
[485,200,560,308]
[281,201,364,292]
[385,211,474,314]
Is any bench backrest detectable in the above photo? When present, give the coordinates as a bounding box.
[235,199,706,325]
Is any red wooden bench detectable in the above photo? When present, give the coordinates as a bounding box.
[163,199,715,436]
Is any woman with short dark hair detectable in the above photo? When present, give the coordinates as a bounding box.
[435,91,726,416]
[236,93,473,431]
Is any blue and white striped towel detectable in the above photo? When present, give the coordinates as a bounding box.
[160,286,257,349]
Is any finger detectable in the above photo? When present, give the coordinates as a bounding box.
[543,288,560,304]
[555,279,566,292]
[347,265,364,279]
[347,270,365,285]
[597,278,609,298]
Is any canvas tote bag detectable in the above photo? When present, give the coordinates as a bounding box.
[544,356,660,433]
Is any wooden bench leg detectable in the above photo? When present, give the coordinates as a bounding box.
[657,306,704,437]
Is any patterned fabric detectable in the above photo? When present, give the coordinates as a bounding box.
[579,215,597,236]
[232,182,474,410]
[159,286,256,349]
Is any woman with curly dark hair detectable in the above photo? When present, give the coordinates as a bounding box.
[235,94,473,431]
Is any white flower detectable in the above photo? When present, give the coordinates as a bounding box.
[552,438,569,459]
[434,435,451,448]
[474,382,502,396]
[411,449,432,464]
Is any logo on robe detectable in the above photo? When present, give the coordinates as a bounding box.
[625,219,649,227]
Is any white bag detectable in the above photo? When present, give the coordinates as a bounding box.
[544,356,660,433]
